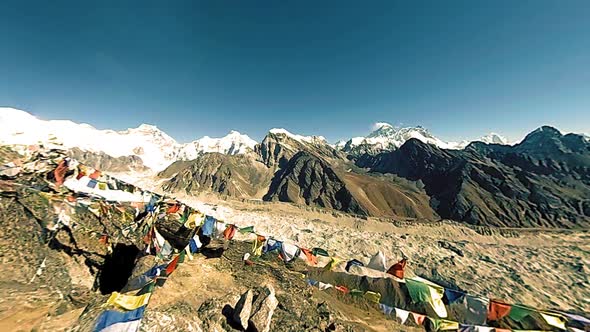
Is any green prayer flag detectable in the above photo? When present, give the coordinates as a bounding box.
[509,304,535,321]
[350,289,364,297]
[178,250,186,264]
[406,279,431,304]
[238,226,255,234]
[312,248,329,257]
[136,281,155,295]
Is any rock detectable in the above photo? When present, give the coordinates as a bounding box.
[232,289,253,330]
[249,284,278,332]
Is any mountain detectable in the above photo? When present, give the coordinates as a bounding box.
[67,147,149,173]
[453,133,510,149]
[256,128,345,168]
[336,123,510,157]
[0,108,256,171]
[358,126,590,228]
[338,123,456,156]
[160,152,272,198]
[263,151,437,219]
[176,130,257,160]
[159,129,437,219]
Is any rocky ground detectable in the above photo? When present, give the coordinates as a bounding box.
[176,193,590,315]
[0,147,588,331]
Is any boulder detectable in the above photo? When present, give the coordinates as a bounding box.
[249,284,278,332]
[232,289,253,330]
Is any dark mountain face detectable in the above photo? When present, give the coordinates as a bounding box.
[360,127,590,228]
[263,151,365,215]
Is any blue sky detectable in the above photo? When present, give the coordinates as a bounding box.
[1,0,589,143]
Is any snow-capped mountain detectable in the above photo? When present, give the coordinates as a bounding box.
[0,108,515,170]
[336,123,511,155]
[451,132,510,149]
[176,130,257,160]
[268,128,327,145]
[0,108,255,171]
[479,132,509,145]
[338,123,459,155]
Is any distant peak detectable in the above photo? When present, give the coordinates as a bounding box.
[530,126,562,136]
[372,122,393,131]
[227,130,242,135]
[136,123,160,131]
[269,128,292,135]
[267,128,325,144]
[0,107,37,119]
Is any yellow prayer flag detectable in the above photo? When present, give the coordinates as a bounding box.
[106,292,151,310]
[363,291,382,303]
[252,235,265,256]
[427,285,448,318]
[438,319,459,331]
[324,257,342,271]
[184,212,203,229]
[540,313,566,330]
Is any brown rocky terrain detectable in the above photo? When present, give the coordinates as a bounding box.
[67,147,149,173]
[264,151,437,219]
[159,131,440,221]
[160,152,273,198]
[0,149,416,331]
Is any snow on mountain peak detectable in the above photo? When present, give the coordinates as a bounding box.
[268,128,326,144]
[0,108,260,171]
[372,122,393,131]
[342,124,454,152]
[479,132,509,145]
[176,130,257,161]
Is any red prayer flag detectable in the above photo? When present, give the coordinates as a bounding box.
[54,160,68,187]
[165,254,181,275]
[335,285,349,294]
[488,299,512,321]
[223,224,236,240]
[166,204,180,214]
[300,248,318,265]
[412,312,426,325]
[386,258,407,279]
[89,170,101,179]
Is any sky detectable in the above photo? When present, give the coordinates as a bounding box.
[1,0,589,143]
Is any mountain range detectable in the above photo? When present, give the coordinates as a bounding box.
[1,107,588,228]
[0,107,507,171]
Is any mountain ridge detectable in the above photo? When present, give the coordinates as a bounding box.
[1,108,520,172]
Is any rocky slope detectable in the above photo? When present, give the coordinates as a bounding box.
[160,131,437,220]
[1,150,412,332]
[263,151,365,215]
[358,126,590,228]
[264,151,437,219]
[256,129,346,168]
[160,152,273,198]
[67,147,149,173]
